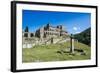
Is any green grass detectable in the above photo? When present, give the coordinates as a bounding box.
[22,41,91,63]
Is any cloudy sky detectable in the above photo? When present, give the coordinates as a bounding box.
[22,10,91,34]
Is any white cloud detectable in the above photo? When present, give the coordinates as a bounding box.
[73,27,78,31]
[73,26,81,34]
[73,26,81,31]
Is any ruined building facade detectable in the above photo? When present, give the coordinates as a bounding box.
[23,23,68,39]
[22,23,70,48]
[35,23,68,39]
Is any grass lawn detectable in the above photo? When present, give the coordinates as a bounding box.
[22,41,91,63]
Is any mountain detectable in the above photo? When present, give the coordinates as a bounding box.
[74,27,91,46]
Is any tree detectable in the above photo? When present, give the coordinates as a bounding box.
[25,26,29,32]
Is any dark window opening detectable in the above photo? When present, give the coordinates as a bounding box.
[30,33,34,37]
[24,33,28,37]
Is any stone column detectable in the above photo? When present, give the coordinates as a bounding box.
[70,34,74,53]
[51,37,53,44]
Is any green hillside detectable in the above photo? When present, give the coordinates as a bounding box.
[74,27,91,46]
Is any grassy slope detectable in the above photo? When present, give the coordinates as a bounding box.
[22,41,91,63]
[74,27,91,46]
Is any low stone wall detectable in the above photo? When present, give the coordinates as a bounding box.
[22,37,70,48]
